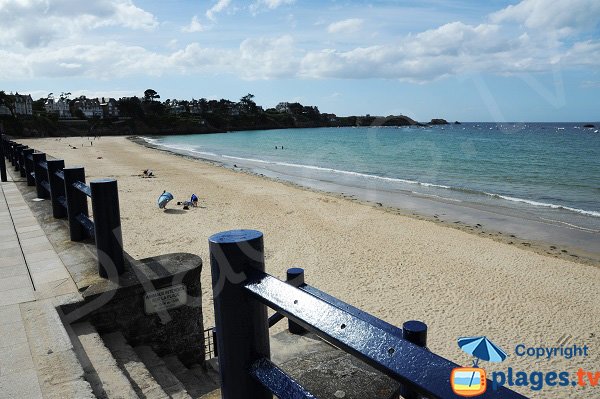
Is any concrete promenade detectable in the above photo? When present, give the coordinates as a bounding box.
[0,166,92,398]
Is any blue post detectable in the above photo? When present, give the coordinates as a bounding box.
[400,320,428,399]
[47,160,66,218]
[32,153,48,198]
[90,178,125,278]
[63,167,88,241]
[209,229,271,399]
[13,145,24,171]
[9,142,17,166]
[286,268,308,334]
[0,134,6,182]
[23,149,35,186]
[18,146,28,177]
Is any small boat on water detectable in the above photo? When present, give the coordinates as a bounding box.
[157,191,173,209]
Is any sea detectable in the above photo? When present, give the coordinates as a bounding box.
[143,123,600,255]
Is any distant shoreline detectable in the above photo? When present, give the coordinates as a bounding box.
[131,134,600,267]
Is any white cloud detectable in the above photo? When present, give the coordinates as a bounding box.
[206,0,231,21]
[112,1,157,30]
[182,16,205,33]
[490,0,600,36]
[0,0,157,48]
[250,0,295,14]
[327,18,364,34]
[1,0,599,84]
[238,35,300,79]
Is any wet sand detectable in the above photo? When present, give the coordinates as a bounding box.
[15,136,600,399]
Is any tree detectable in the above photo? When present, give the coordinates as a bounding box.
[117,96,144,118]
[32,98,46,114]
[239,93,257,114]
[144,89,160,102]
[0,91,15,117]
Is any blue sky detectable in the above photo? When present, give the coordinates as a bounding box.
[1,0,599,121]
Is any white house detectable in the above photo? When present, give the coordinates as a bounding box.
[100,98,119,118]
[45,98,71,118]
[275,102,291,113]
[72,97,103,118]
[14,93,33,116]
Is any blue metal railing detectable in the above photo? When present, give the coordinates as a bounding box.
[1,136,125,278]
[209,230,529,399]
[250,358,317,399]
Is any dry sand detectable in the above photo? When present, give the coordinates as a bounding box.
[17,136,600,398]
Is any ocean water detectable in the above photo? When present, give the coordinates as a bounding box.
[143,123,600,243]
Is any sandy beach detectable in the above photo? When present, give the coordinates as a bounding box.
[16,136,600,398]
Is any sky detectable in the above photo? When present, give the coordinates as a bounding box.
[0,0,599,122]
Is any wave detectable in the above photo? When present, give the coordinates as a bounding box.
[147,140,600,219]
[140,138,220,158]
[140,136,160,145]
[222,154,454,188]
[486,194,600,218]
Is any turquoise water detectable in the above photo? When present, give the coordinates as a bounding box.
[144,123,600,233]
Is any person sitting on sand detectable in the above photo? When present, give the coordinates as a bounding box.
[191,193,198,207]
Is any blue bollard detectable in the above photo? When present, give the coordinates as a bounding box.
[400,320,428,399]
[90,178,125,277]
[63,167,88,241]
[286,268,308,334]
[47,160,66,218]
[23,149,35,186]
[209,229,271,399]
[32,153,48,198]
[0,134,6,182]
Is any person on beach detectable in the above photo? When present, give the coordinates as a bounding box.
[191,194,198,207]
[157,190,173,209]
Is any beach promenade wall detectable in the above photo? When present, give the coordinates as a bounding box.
[1,134,205,365]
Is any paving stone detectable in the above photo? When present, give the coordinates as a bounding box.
[0,240,20,250]
[0,369,43,399]
[0,264,28,279]
[35,349,86,387]
[16,225,43,234]
[0,246,22,259]
[42,378,95,399]
[0,341,35,376]
[31,267,70,286]
[0,255,25,268]
[0,287,35,307]
[0,304,22,326]
[20,236,54,251]
[20,299,73,357]
[0,321,28,350]
[34,278,79,301]
[0,275,33,292]
[17,229,46,240]
[23,249,57,264]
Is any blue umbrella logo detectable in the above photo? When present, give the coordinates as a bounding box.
[458,336,507,387]
[458,336,507,366]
